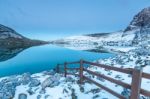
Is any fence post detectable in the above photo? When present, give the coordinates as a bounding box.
[56,64,60,73]
[64,62,67,77]
[79,59,84,84]
[130,67,142,99]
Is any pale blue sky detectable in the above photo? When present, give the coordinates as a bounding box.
[0,0,150,40]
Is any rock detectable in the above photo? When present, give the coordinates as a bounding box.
[90,88,101,94]
[71,88,77,99]
[50,80,60,87]
[41,77,53,89]
[39,89,46,94]
[44,95,50,99]
[42,70,55,75]
[93,95,99,99]
[27,88,34,95]
[37,95,41,99]
[20,73,31,85]
[0,24,23,39]
[63,88,69,94]
[121,88,130,98]
[115,75,122,79]
[41,74,60,89]
[18,93,27,99]
[79,86,84,93]
[96,76,105,82]
[29,79,40,87]
[65,76,75,82]
[125,7,150,32]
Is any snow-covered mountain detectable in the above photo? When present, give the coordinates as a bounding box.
[0,24,48,49]
[124,7,150,32]
[0,24,24,39]
[52,7,150,51]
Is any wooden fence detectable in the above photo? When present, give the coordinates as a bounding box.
[56,59,150,99]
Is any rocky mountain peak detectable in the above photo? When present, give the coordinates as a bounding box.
[125,7,150,32]
[0,24,24,39]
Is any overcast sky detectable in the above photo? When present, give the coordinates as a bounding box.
[0,0,150,40]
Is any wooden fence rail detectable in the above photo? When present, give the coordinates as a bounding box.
[56,59,150,99]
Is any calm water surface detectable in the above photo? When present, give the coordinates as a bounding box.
[0,44,115,77]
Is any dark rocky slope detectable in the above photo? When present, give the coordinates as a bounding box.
[0,24,48,49]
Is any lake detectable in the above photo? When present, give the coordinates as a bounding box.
[0,44,115,77]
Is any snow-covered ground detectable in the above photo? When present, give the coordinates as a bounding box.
[0,31,150,99]
[52,29,140,53]
[0,71,117,99]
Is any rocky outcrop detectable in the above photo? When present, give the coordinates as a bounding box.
[123,7,150,44]
[125,7,150,32]
[41,74,60,89]
[18,93,27,99]
[0,24,24,39]
[54,7,150,49]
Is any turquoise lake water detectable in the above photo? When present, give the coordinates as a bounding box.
[0,44,115,77]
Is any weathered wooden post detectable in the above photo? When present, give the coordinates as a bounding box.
[56,64,60,73]
[64,62,67,77]
[79,59,84,84]
[130,67,142,99]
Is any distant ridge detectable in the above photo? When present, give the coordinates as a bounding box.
[86,33,110,37]
[53,7,150,47]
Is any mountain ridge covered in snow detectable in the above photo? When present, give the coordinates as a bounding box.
[52,7,150,51]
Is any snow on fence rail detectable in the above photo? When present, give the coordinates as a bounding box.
[56,59,150,99]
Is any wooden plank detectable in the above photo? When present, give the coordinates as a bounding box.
[79,59,84,83]
[56,64,60,73]
[142,72,150,79]
[67,73,79,76]
[84,68,131,89]
[64,62,67,77]
[66,68,79,70]
[130,68,142,99]
[84,69,131,89]
[140,89,150,97]
[83,76,126,99]
[67,61,80,64]
[83,60,132,74]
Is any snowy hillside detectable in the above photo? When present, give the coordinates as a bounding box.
[124,7,150,32]
[52,31,136,52]
[0,24,23,39]
[52,7,150,52]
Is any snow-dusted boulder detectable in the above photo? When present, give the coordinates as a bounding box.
[18,93,27,99]
[29,79,40,87]
[42,70,55,75]
[20,73,31,85]
[41,74,60,89]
